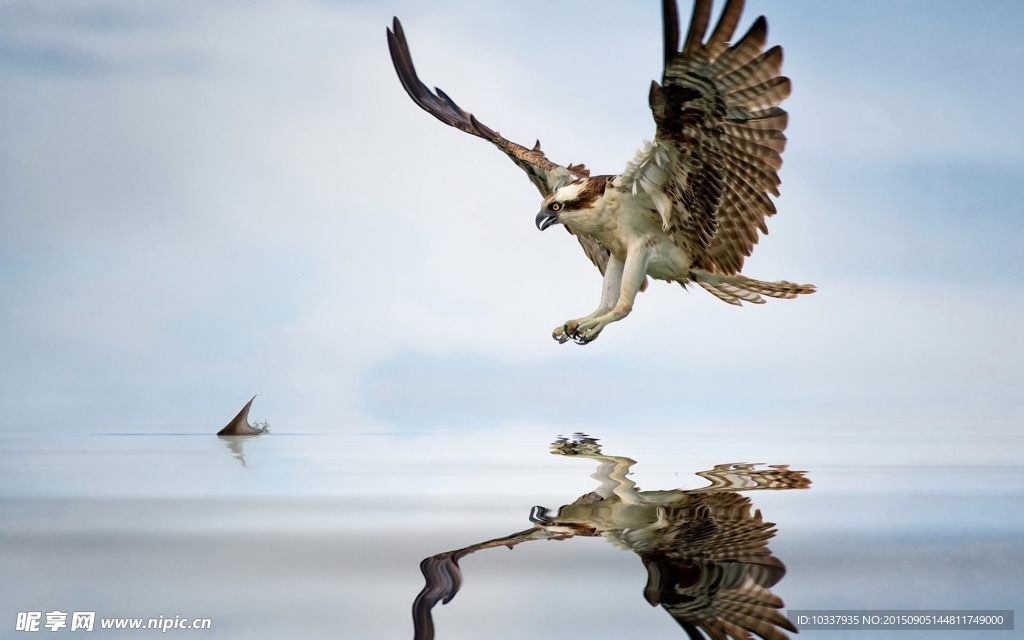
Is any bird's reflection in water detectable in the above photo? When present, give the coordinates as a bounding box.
[218,435,261,467]
[414,433,810,640]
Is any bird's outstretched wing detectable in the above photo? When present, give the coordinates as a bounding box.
[387,18,610,275]
[690,462,812,493]
[412,527,572,640]
[621,0,790,275]
[637,492,797,640]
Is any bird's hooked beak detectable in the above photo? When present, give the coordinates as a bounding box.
[535,210,558,231]
[529,505,554,524]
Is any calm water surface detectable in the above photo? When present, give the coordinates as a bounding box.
[1,424,1021,639]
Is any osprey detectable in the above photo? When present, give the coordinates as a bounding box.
[388,0,815,344]
[412,434,810,640]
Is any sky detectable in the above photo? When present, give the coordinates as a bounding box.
[0,0,1022,434]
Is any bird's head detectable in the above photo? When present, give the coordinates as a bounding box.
[529,505,600,537]
[535,176,609,232]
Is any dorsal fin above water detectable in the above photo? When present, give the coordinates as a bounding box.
[216,395,266,436]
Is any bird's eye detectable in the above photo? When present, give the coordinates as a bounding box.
[551,202,562,211]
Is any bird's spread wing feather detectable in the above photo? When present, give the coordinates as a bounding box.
[621,0,790,275]
[636,492,798,640]
[387,18,610,276]
[690,462,812,493]
[412,527,571,640]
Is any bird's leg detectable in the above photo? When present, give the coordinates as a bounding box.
[550,437,643,503]
[590,455,643,504]
[552,255,624,343]
[571,245,650,344]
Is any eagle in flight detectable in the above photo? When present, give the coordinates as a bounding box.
[388,0,815,344]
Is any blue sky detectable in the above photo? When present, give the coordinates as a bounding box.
[0,0,1021,433]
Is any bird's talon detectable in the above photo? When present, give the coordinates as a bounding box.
[573,331,594,345]
[554,321,583,345]
[552,324,571,344]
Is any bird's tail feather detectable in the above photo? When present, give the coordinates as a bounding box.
[692,270,815,306]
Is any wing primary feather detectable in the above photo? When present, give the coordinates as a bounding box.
[675,618,707,640]
[721,123,786,147]
[662,0,680,66]
[434,87,461,111]
[387,20,429,112]
[388,18,596,193]
[728,77,791,111]
[705,0,745,60]
[718,45,783,93]
[709,15,767,76]
[388,20,480,135]
[682,0,712,55]
[732,106,788,130]
[735,16,769,53]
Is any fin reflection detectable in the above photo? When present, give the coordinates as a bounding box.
[218,435,251,467]
[413,433,810,640]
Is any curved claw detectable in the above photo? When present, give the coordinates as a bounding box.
[552,324,575,344]
[572,332,594,345]
[571,324,603,344]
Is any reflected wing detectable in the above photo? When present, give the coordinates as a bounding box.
[622,0,790,275]
[689,463,811,493]
[387,18,610,276]
[635,493,797,640]
[412,527,571,640]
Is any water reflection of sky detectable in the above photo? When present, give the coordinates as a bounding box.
[1,427,1021,639]
[3,424,1021,498]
